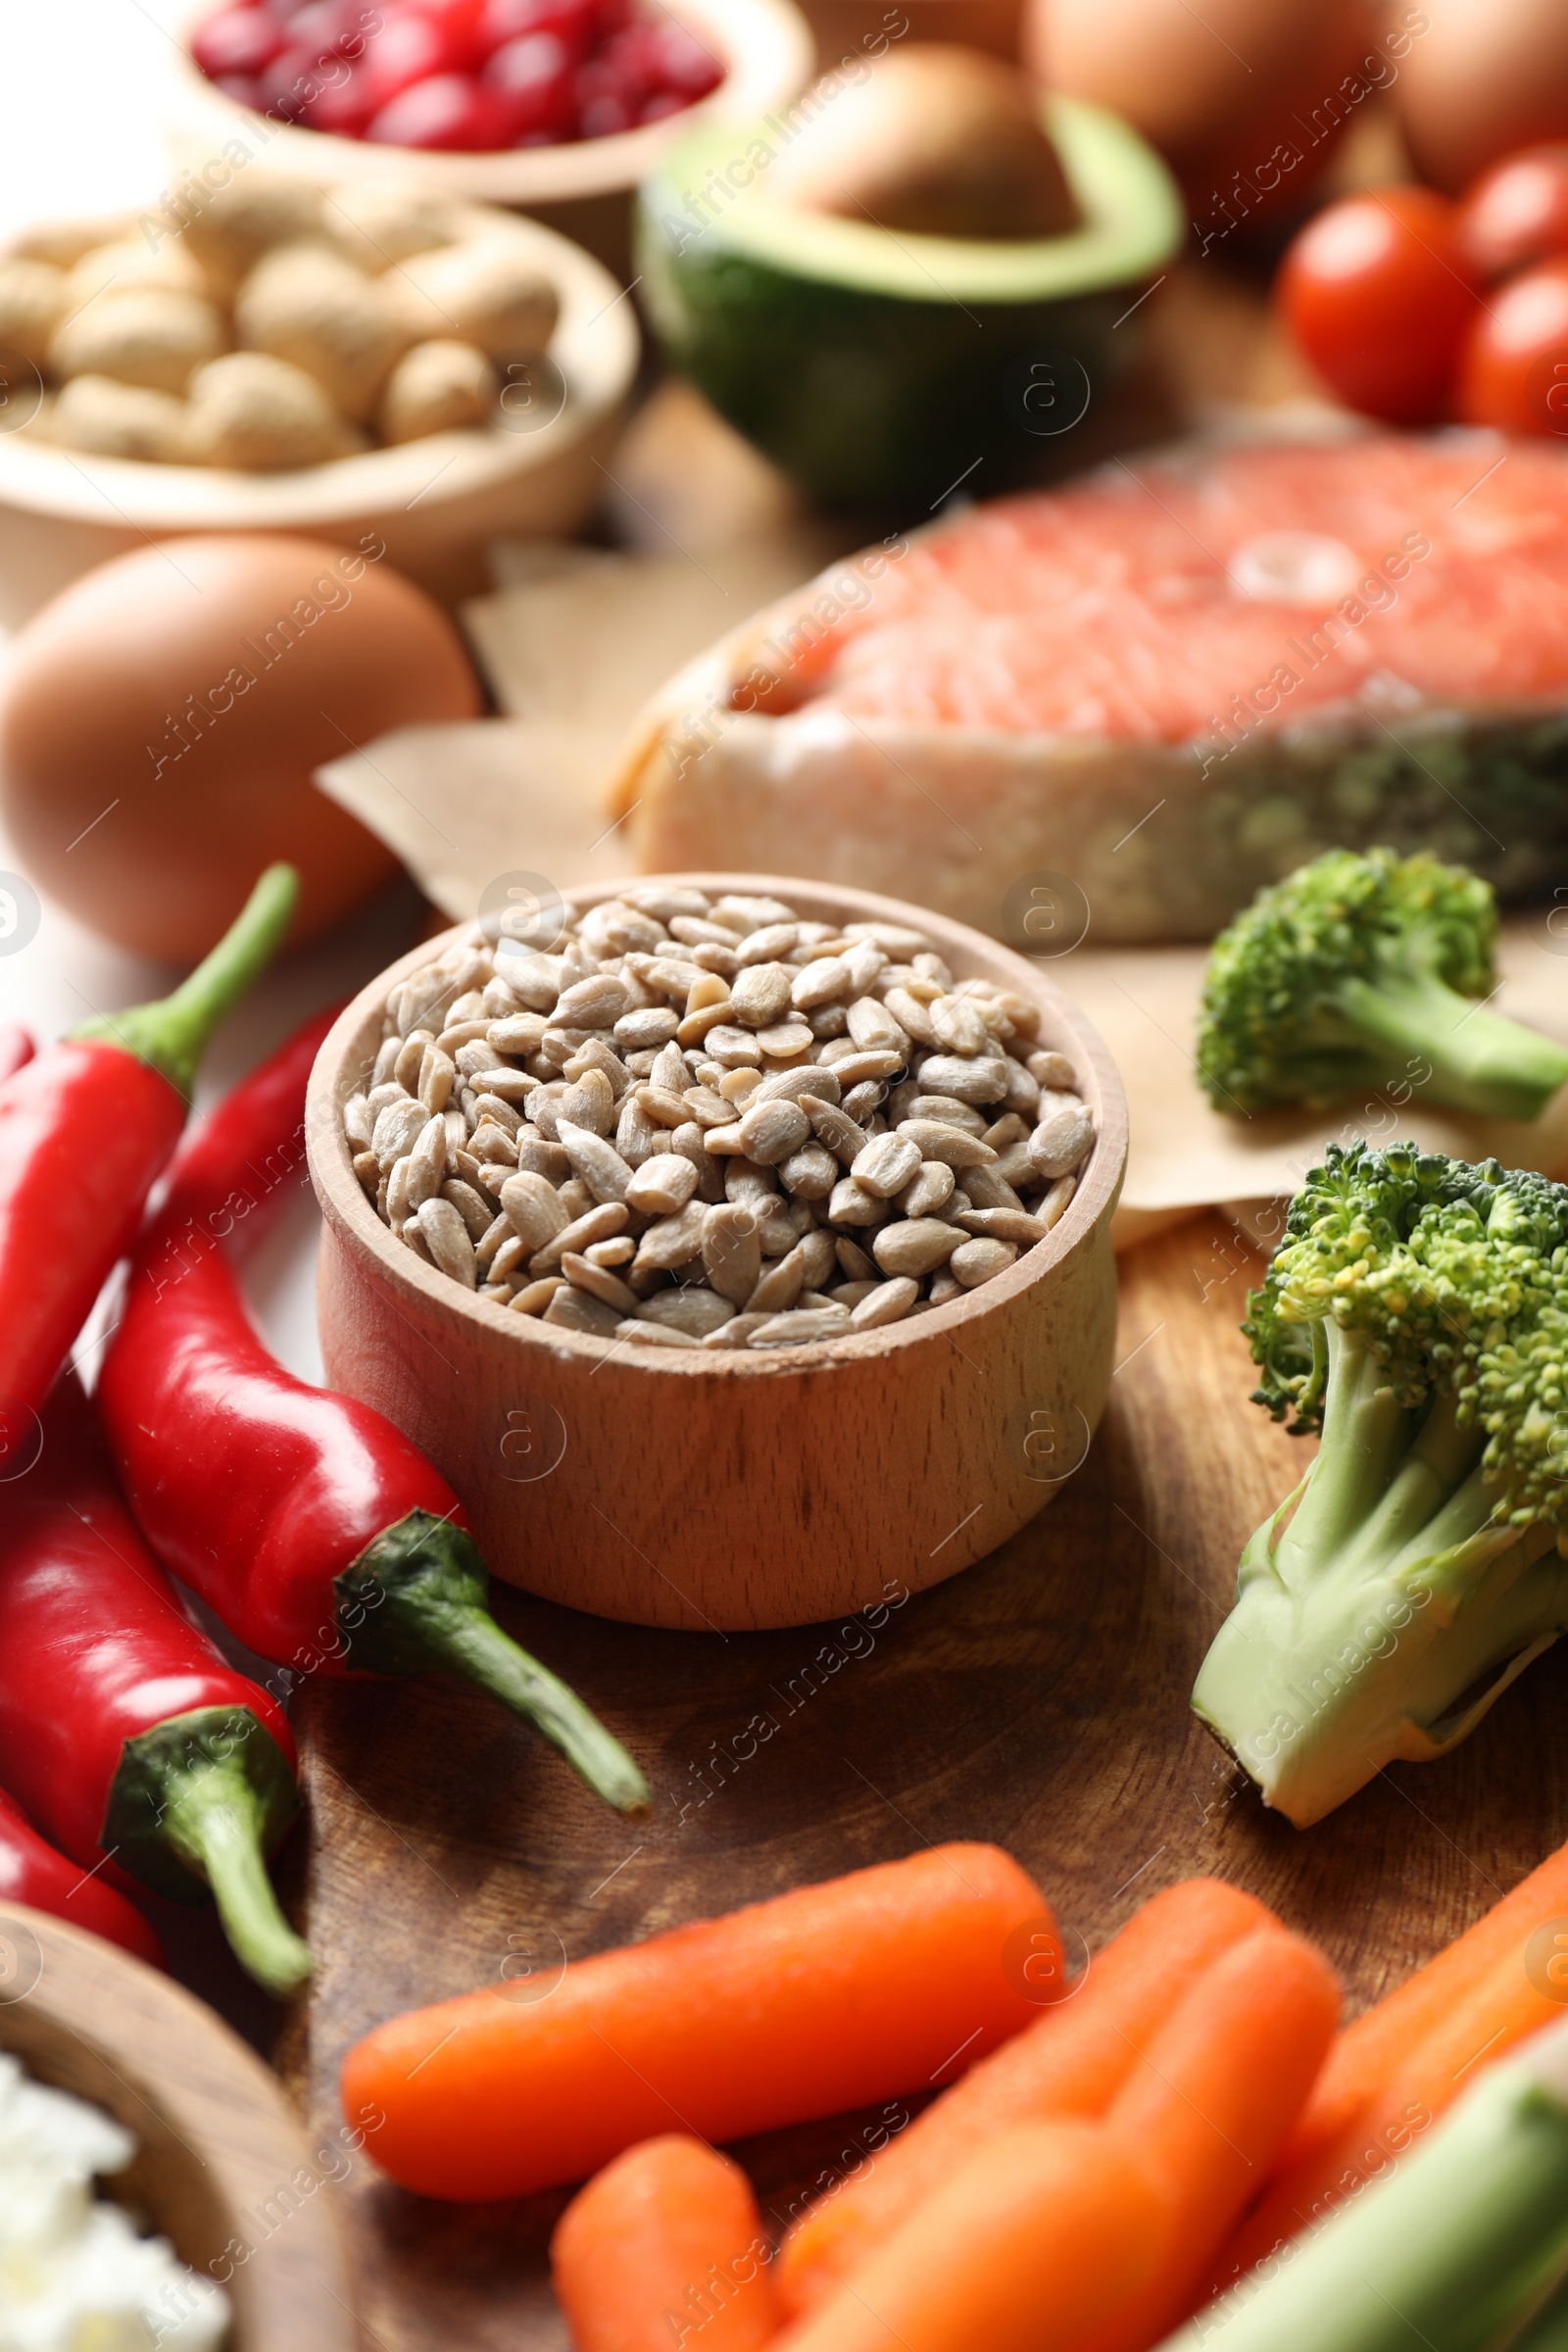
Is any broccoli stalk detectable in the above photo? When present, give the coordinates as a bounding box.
[1155,2013,1568,2352]
[1193,1143,1568,1827]
[1198,847,1568,1121]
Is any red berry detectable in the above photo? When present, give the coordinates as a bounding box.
[589,24,662,102]
[590,0,631,35]
[357,10,446,106]
[281,0,360,52]
[214,71,265,105]
[400,0,489,69]
[638,88,686,122]
[483,31,577,138]
[577,87,633,137]
[257,43,327,118]
[298,57,376,130]
[477,0,593,60]
[366,69,511,146]
[192,6,285,76]
[651,18,721,99]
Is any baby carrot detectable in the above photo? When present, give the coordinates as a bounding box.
[1219,1933,1568,2287]
[1272,1835,1568,2180]
[341,1843,1052,2201]
[1081,1926,1342,2352]
[776,1876,1277,2315]
[768,2122,1169,2352]
[552,2135,782,2352]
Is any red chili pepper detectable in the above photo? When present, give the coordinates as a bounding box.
[0,1025,32,1087]
[0,1374,311,1996]
[97,1014,649,1818]
[0,1785,164,1968]
[0,865,296,1447]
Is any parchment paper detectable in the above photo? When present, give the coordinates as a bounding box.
[315,541,1568,1237]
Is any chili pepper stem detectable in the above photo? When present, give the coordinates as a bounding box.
[74,864,299,1102]
[340,1512,651,1818]
[160,1749,314,1997]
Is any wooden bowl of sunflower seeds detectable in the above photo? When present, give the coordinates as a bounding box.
[307,874,1127,1630]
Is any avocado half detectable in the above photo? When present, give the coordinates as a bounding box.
[635,95,1183,510]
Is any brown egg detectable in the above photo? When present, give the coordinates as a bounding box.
[1028,0,1379,227]
[1393,0,1568,195]
[0,534,481,961]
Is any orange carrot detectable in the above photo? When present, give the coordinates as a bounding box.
[1269,1836,1568,2183]
[1218,1929,1568,2288]
[1079,1926,1342,2352]
[776,1875,1278,2315]
[552,2135,782,2352]
[768,2121,1170,2352]
[340,1842,1053,2201]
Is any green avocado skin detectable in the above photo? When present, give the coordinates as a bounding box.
[637,204,1135,509]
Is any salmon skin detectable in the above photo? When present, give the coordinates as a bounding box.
[614,432,1568,943]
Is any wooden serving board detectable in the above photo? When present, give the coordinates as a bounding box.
[274,1212,1568,2350]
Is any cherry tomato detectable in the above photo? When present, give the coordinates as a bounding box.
[366,69,512,146]
[482,31,577,139]
[1458,147,1568,280]
[1277,186,1481,424]
[192,6,285,75]
[1457,258,1568,436]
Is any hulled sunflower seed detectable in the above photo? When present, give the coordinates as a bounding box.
[852,1275,920,1328]
[350,895,1080,1334]
[852,1132,922,1199]
[748,1307,852,1348]
[1028,1101,1096,1180]
[702,1202,763,1305]
[951,1237,1018,1288]
[417,1198,477,1288]
[626,1155,700,1216]
[637,1286,735,1337]
[872,1219,963,1278]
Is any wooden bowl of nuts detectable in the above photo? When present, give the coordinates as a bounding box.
[0,1901,354,2350]
[0,176,637,623]
[307,874,1127,1631]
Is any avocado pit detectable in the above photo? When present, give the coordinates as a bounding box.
[765,44,1081,241]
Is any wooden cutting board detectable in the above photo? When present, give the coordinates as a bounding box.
[274,1212,1568,2350]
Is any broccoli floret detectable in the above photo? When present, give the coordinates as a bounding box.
[1193,1141,1568,1826]
[1197,848,1568,1120]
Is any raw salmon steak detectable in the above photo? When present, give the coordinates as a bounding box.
[612,432,1568,942]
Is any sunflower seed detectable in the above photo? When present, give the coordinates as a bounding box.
[1028,1102,1096,1180]
[748,1307,852,1348]
[417,1199,477,1288]
[873,1219,964,1278]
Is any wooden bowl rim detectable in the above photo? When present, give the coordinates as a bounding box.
[0,202,636,528]
[308,871,1129,1377]
[164,0,814,207]
[0,1899,354,2350]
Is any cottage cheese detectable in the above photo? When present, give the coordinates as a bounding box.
[0,2053,228,2349]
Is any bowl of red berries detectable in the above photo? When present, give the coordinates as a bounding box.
[170,0,814,276]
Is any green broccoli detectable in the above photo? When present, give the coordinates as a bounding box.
[1192,1140,1568,1826]
[1197,848,1568,1120]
